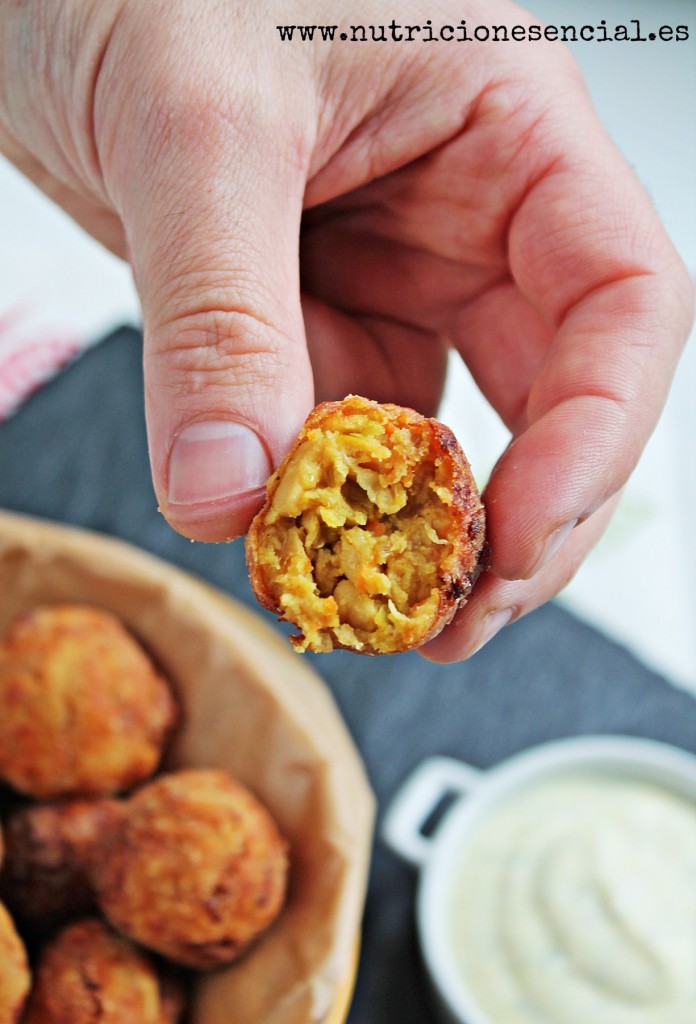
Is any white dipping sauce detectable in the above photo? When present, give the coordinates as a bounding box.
[448,776,696,1024]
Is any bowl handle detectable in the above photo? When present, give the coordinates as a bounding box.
[381,756,482,868]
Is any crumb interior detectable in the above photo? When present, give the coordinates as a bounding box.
[256,409,456,653]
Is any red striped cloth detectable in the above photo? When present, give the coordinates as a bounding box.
[0,306,83,420]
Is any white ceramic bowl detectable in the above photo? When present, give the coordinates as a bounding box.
[382,736,696,1024]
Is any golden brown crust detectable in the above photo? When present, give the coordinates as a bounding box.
[22,918,184,1024]
[0,900,31,1023]
[0,797,125,933]
[93,769,288,970]
[246,395,486,655]
[0,605,179,798]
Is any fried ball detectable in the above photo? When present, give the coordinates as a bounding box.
[0,797,124,933]
[94,769,288,969]
[0,605,179,798]
[22,918,184,1024]
[246,395,486,654]
[0,900,31,1023]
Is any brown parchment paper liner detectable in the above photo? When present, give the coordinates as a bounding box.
[0,511,375,1024]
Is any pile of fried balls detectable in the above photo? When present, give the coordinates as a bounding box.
[0,605,288,1023]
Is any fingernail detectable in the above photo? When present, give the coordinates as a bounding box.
[472,607,513,655]
[167,420,271,506]
[534,519,578,574]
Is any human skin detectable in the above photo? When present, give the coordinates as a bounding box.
[0,1,692,660]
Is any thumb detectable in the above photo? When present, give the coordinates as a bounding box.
[125,112,313,542]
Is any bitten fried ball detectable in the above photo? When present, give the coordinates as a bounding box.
[94,769,288,969]
[246,395,486,654]
[0,900,31,1023]
[0,605,179,798]
[0,797,124,932]
[22,918,184,1024]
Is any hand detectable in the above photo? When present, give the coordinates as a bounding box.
[2,0,692,660]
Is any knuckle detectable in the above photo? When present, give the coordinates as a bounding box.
[147,307,299,399]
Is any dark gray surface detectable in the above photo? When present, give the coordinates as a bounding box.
[1,327,694,1022]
